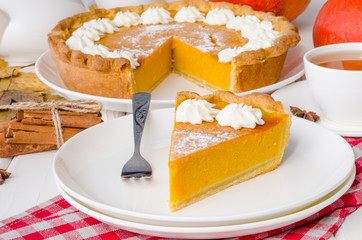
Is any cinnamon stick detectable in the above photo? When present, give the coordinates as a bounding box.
[16,110,102,128]
[0,100,103,157]
[0,121,56,158]
[5,121,84,145]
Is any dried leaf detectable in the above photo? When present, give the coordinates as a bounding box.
[0,110,16,122]
[0,88,44,122]
[0,59,8,68]
[0,72,51,92]
[0,78,11,92]
[0,67,21,79]
[0,66,65,123]
[43,93,66,102]
[0,90,44,104]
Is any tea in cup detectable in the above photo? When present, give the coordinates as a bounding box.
[303,43,362,126]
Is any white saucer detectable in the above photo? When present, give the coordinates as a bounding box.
[272,80,362,137]
[56,167,355,239]
[35,45,306,112]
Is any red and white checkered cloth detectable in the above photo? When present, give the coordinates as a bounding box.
[1,138,361,240]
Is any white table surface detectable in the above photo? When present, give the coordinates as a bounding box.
[1,1,362,239]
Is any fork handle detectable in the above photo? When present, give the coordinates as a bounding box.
[132,92,151,154]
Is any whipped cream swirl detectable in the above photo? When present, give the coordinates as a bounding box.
[65,6,281,67]
[82,45,140,68]
[216,103,264,129]
[204,8,235,25]
[174,6,205,23]
[218,47,241,63]
[66,18,119,50]
[113,10,141,27]
[82,44,110,57]
[65,17,139,68]
[72,26,103,41]
[66,34,95,51]
[218,15,280,63]
[83,18,119,34]
[226,15,260,31]
[176,99,220,124]
[141,7,173,24]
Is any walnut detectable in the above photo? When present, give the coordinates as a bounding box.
[290,106,320,122]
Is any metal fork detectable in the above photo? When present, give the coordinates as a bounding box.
[121,92,152,178]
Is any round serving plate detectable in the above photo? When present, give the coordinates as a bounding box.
[53,108,355,227]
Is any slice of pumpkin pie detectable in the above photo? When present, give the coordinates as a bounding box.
[168,91,291,211]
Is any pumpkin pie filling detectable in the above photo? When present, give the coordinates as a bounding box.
[95,22,244,93]
[168,91,291,211]
[172,37,233,90]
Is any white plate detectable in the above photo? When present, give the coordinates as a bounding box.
[56,167,355,239]
[271,80,362,137]
[36,45,306,112]
[53,108,355,227]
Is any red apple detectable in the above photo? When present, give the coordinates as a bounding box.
[209,0,311,21]
[313,0,362,47]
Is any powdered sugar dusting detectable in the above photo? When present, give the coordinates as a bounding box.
[97,23,245,61]
[170,130,239,160]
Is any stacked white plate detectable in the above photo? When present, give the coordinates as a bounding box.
[53,108,356,239]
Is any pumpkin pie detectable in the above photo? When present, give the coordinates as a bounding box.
[168,91,291,211]
[48,0,300,99]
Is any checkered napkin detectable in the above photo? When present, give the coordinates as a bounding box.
[1,138,361,240]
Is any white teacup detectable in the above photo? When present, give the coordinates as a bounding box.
[0,0,87,64]
[303,43,362,126]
